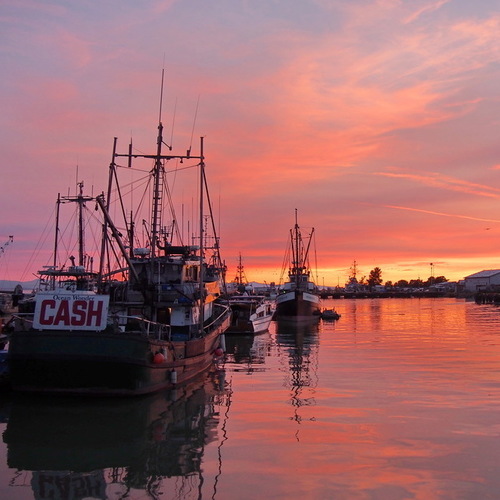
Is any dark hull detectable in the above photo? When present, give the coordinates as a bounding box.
[275,290,320,322]
[8,314,230,396]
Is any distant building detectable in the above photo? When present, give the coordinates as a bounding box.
[463,270,500,293]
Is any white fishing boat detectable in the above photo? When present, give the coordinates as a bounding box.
[226,294,274,334]
[226,255,274,333]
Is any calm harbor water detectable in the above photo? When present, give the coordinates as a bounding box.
[2,297,500,499]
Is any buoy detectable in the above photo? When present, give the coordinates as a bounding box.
[214,347,224,357]
[153,353,165,364]
[170,369,177,384]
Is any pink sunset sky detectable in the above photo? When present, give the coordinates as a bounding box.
[1,0,500,287]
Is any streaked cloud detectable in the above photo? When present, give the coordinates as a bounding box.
[375,171,500,198]
[383,204,500,224]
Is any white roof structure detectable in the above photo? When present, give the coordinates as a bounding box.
[464,270,500,279]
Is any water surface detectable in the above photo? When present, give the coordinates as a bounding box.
[2,298,500,499]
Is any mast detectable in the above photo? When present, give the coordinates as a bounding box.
[98,137,118,286]
[236,253,245,284]
[199,136,205,332]
[77,182,85,266]
[59,182,93,270]
[292,208,301,283]
[53,194,61,270]
[53,194,61,288]
[151,121,164,258]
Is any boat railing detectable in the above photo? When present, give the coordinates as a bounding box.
[5,314,33,332]
[124,316,171,340]
[204,303,231,333]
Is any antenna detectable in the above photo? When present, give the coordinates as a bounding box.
[158,68,173,151]
[158,68,165,126]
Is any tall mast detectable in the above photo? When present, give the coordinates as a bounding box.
[236,253,246,285]
[52,194,61,288]
[151,68,168,258]
[53,194,61,271]
[150,121,164,258]
[77,181,85,266]
[98,137,118,286]
[199,136,205,332]
[293,208,301,282]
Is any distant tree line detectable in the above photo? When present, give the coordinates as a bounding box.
[355,266,448,289]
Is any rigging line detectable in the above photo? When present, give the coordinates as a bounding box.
[202,167,223,268]
[279,237,291,285]
[169,97,177,150]
[189,95,200,153]
[109,172,151,201]
[163,178,183,244]
[111,167,130,242]
[115,161,199,175]
[20,202,56,282]
[106,173,152,226]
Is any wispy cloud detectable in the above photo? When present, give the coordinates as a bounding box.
[403,0,451,24]
[383,204,500,223]
[375,171,500,198]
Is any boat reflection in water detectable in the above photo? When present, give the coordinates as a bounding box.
[2,367,227,499]
[224,331,271,374]
[275,320,319,433]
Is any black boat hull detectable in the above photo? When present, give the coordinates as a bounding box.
[275,290,320,321]
[8,314,230,396]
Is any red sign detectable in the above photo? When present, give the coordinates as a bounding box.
[33,293,109,331]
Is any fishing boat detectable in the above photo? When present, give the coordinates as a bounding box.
[226,255,274,334]
[226,294,274,334]
[275,210,321,321]
[8,99,231,396]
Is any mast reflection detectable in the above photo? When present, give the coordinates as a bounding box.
[275,321,319,438]
[2,367,227,499]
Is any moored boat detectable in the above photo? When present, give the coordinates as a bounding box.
[226,294,274,334]
[275,210,321,321]
[225,255,274,334]
[8,99,230,396]
[320,308,341,320]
